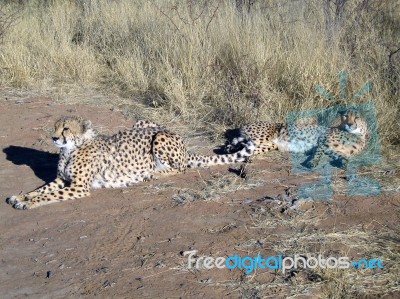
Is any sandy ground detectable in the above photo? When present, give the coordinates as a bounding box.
[0,96,399,299]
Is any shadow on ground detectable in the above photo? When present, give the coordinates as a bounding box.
[3,146,58,183]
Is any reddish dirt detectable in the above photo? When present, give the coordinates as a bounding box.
[0,97,399,298]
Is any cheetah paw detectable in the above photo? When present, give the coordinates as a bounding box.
[6,195,32,210]
[6,195,24,205]
[13,202,29,210]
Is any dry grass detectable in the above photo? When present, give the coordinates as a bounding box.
[223,207,400,298]
[0,0,399,147]
[172,170,265,205]
[278,227,400,298]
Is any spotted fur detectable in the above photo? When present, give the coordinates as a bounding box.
[226,117,323,155]
[306,113,369,168]
[226,113,369,168]
[7,116,254,209]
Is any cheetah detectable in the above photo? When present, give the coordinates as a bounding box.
[6,116,254,209]
[225,117,323,155]
[225,112,369,169]
[305,113,368,168]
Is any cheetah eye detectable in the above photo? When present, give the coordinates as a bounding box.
[63,127,69,132]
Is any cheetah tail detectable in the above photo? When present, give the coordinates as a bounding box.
[187,140,255,168]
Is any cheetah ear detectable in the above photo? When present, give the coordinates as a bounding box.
[83,119,92,131]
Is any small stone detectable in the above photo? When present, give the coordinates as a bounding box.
[200,278,212,283]
[46,271,54,278]
[95,266,108,274]
[59,264,65,270]
[103,280,115,288]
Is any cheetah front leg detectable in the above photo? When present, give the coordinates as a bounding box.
[326,150,349,169]
[305,143,328,169]
[12,182,91,210]
[6,177,67,206]
[10,174,92,209]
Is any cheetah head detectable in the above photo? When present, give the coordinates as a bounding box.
[340,113,367,135]
[52,116,95,149]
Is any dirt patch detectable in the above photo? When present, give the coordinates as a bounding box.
[0,96,399,298]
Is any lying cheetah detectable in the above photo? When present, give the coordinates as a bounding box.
[226,117,323,155]
[225,112,368,168]
[7,116,254,209]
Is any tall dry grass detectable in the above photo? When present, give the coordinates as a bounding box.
[0,0,399,146]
